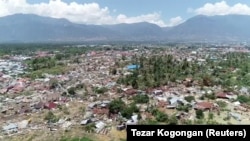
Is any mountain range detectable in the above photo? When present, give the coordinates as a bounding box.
[0,14,250,43]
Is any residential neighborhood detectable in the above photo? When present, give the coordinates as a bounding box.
[0,44,250,141]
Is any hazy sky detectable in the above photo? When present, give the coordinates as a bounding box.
[1,0,250,27]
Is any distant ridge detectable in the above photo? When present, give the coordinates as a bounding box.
[165,14,250,42]
[0,14,250,42]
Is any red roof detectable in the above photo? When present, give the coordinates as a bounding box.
[44,102,57,110]
[216,92,228,98]
[125,89,137,95]
[93,107,109,115]
[158,101,167,108]
[195,102,214,110]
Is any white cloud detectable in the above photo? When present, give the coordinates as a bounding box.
[116,13,167,27]
[194,1,250,16]
[165,16,184,27]
[0,0,172,27]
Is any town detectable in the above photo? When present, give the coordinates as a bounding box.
[1,43,250,141]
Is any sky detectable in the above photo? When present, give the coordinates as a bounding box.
[1,0,250,27]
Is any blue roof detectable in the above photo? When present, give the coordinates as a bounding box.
[127,65,140,70]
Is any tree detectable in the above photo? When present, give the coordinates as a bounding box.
[94,87,108,94]
[184,96,195,102]
[76,83,84,89]
[122,55,126,61]
[237,95,250,104]
[208,112,214,120]
[44,111,58,123]
[216,101,228,109]
[182,120,193,125]
[84,123,95,132]
[176,105,190,112]
[133,94,149,104]
[111,68,117,75]
[205,93,216,100]
[68,87,76,95]
[196,110,204,119]
[131,79,138,89]
[49,79,58,89]
[121,103,139,119]
[155,111,168,122]
[109,99,125,114]
[168,115,178,125]
[55,54,64,60]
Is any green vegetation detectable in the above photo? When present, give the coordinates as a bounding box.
[108,99,126,114]
[27,57,56,71]
[68,87,76,95]
[208,112,214,120]
[205,93,216,100]
[117,52,250,90]
[133,94,149,103]
[151,109,169,122]
[93,87,108,94]
[184,96,195,102]
[49,79,59,89]
[25,65,67,79]
[176,105,191,112]
[23,55,68,79]
[168,115,178,125]
[108,99,139,119]
[60,137,93,141]
[141,119,159,125]
[155,111,168,122]
[0,43,113,79]
[121,103,139,119]
[44,111,59,123]
[196,110,204,119]
[237,95,250,105]
[76,83,85,89]
[216,101,228,109]
[84,123,96,132]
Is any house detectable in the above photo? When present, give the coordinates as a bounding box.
[183,78,194,87]
[169,97,180,105]
[152,90,163,95]
[126,65,140,70]
[80,119,92,125]
[34,102,45,110]
[116,124,126,131]
[155,96,167,102]
[18,106,31,114]
[166,96,186,109]
[194,102,215,111]
[176,112,189,119]
[229,112,241,121]
[0,88,8,94]
[239,87,249,95]
[124,88,137,95]
[93,107,109,115]
[216,92,237,100]
[126,114,138,125]
[44,102,57,110]
[216,92,229,99]
[83,111,93,119]
[2,123,18,134]
[95,121,106,132]
[158,101,167,108]
[88,103,96,109]
[45,93,60,102]
[17,120,30,129]
[62,121,72,129]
